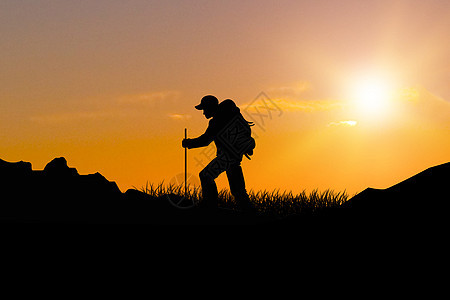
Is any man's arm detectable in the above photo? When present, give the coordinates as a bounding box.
[183,133,212,149]
[182,120,216,149]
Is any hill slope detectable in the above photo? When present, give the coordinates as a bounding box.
[1,157,448,224]
[341,162,449,221]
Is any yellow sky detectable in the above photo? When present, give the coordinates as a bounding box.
[1,1,449,195]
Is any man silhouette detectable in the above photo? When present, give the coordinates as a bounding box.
[182,95,255,212]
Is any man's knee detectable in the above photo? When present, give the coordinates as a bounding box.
[199,169,213,183]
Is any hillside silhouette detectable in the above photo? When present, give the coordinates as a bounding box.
[0,157,448,224]
[339,161,449,223]
[0,157,271,224]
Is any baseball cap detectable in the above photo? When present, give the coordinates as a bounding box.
[195,95,219,110]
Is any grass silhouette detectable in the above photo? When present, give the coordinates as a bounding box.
[136,181,349,216]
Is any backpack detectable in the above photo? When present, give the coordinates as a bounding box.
[216,100,256,160]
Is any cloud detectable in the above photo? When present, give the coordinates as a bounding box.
[168,113,192,121]
[241,82,344,113]
[275,99,345,112]
[328,120,358,127]
[267,81,312,98]
[242,98,345,113]
[117,90,180,105]
[30,90,184,125]
[393,86,450,129]
[396,87,420,103]
[30,111,119,124]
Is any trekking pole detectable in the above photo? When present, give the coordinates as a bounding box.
[184,128,187,197]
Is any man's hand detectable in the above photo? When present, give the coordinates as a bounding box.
[182,138,192,149]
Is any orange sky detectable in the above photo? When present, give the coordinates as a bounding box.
[1,1,449,195]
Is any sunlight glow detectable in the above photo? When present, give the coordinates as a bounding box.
[356,78,389,112]
[353,77,392,117]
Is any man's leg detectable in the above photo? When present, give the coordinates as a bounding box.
[199,157,226,209]
[226,164,255,213]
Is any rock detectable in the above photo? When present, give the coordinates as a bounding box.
[43,157,78,176]
[76,172,122,198]
[0,159,32,177]
[0,157,123,222]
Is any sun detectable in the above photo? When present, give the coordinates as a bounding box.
[353,77,391,116]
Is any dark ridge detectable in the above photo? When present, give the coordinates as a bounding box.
[338,162,449,223]
[1,157,448,225]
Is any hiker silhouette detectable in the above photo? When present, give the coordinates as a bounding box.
[182,95,256,212]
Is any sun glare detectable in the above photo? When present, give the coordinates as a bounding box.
[353,77,391,116]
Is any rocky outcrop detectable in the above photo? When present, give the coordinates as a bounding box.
[43,157,79,177]
[0,157,123,222]
[0,159,32,176]
[0,157,275,224]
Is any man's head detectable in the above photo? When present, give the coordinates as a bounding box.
[195,95,219,119]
